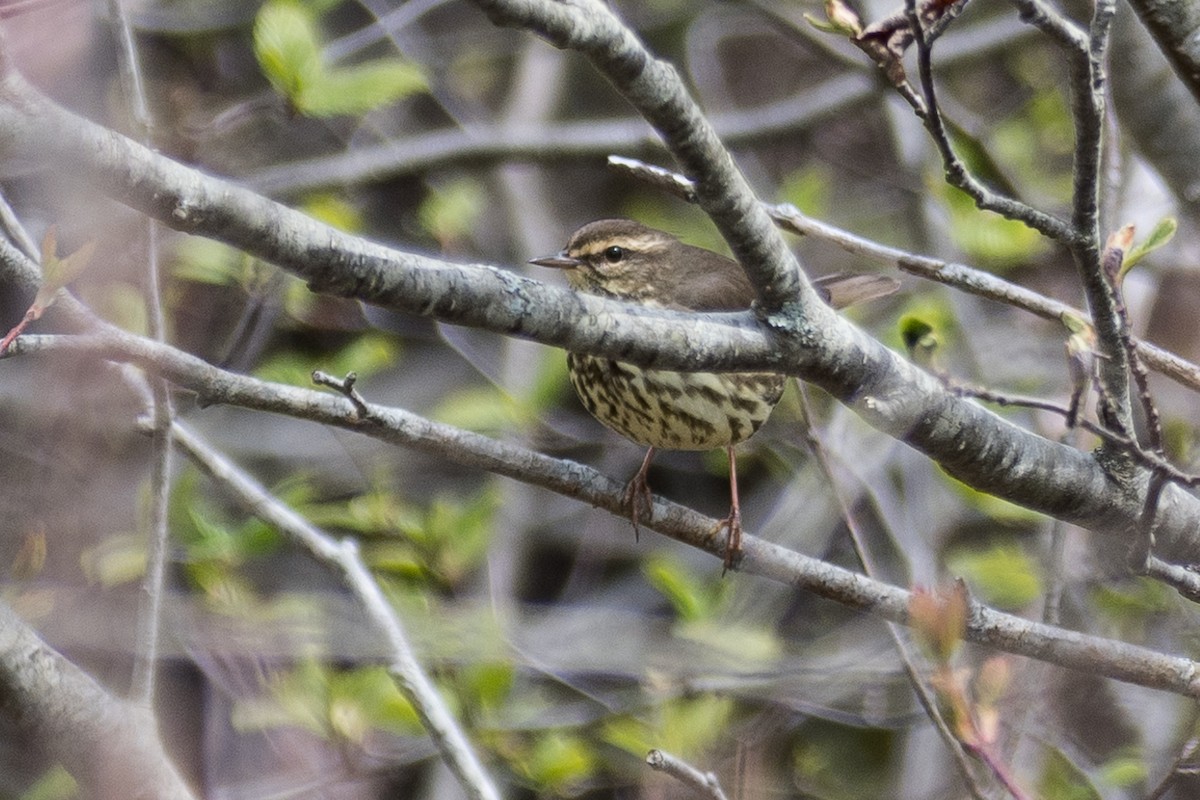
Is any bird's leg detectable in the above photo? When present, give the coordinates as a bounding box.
[719,446,743,572]
[622,447,656,540]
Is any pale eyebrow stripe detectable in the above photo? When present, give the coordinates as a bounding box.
[574,234,672,257]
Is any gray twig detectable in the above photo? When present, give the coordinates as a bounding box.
[170,422,502,800]
[646,749,730,800]
[11,330,1200,700]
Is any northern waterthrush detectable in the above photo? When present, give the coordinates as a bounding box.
[532,218,896,568]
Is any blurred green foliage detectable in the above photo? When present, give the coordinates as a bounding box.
[1090,577,1176,639]
[934,182,1048,269]
[1099,750,1147,790]
[643,553,725,623]
[603,694,734,760]
[300,480,498,591]
[433,347,568,434]
[231,658,424,740]
[507,732,599,796]
[18,767,77,800]
[947,475,1046,527]
[779,165,833,218]
[256,331,399,384]
[945,542,1043,610]
[253,0,427,117]
[793,720,895,799]
[419,177,487,249]
[1038,745,1103,800]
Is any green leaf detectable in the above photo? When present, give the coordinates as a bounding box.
[301,193,363,232]
[989,86,1074,203]
[659,695,735,756]
[253,0,323,104]
[793,721,894,799]
[779,165,832,217]
[1091,577,1174,630]
[803,0,861,35]
[946,543,1042,610]
[78,281,150,336]
[322,333,400,378]
[458,660,515,715]
[234,658,332,736]
[899,315,938,366]
[171,237,253,287]
[602,715,655,756]
[523,347,570,413]
[643,553,723,622]
[1037,745,1103,800]
[79,533,146,587]
[188,563,261,612]
[433,385,523,433]
[255,332,400,385]
[419,178,486,246]
[302,482,419,535]
[1099,753,1146,788]
[947,476,1044,526]
[297,59,428,117]
[35,227,96,310]
[329,666,423,740]
[517,733,598,795]
[421,490,498,583]
[888,297,958,362]
[675,620,782,664]
[1121,216,1177,275]
[936,183,1047,269]
[19,766,77,800]
[604,695,735,762]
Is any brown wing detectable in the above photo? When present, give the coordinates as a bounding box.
[814,273,900,309]
[664,242,759,312]
[666,249,900,312]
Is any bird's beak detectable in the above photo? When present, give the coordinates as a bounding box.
[529,252,582,269]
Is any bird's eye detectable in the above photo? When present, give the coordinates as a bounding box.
[603,246,625,263]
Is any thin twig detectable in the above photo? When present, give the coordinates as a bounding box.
[0,190,39,261]
[1006,0,1134,442]
[904,0,1076,243]
[472,0,810,312]
[312,370,369,418]
[1145,723,1200,800]
[12,330,1200,699]
[108,0,175,709]
[966,741,1031,800]
[646,749,730,800]
[1103,237,1164,453]
[1144,557,1200,603]
[609,156,1200,397]
[796,386,991,800]
[169,422,503,800]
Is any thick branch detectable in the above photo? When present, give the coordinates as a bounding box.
[1125,0,1200,106]
[470,0,811,312]
[8,331,1200,699]
[0,49,1199,559]
[0,600,196,800]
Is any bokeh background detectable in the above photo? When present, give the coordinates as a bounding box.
[2,0,1199,797]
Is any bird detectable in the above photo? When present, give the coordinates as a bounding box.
[531,218,897,569]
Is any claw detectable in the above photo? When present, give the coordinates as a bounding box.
[623,447,656,540]
[718,509,742,575]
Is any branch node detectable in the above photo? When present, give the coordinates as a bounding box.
[312,370,369,419]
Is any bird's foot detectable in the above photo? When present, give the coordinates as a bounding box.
[622,470,654,541]
[621,447,657,541]
[717,507,743,574]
